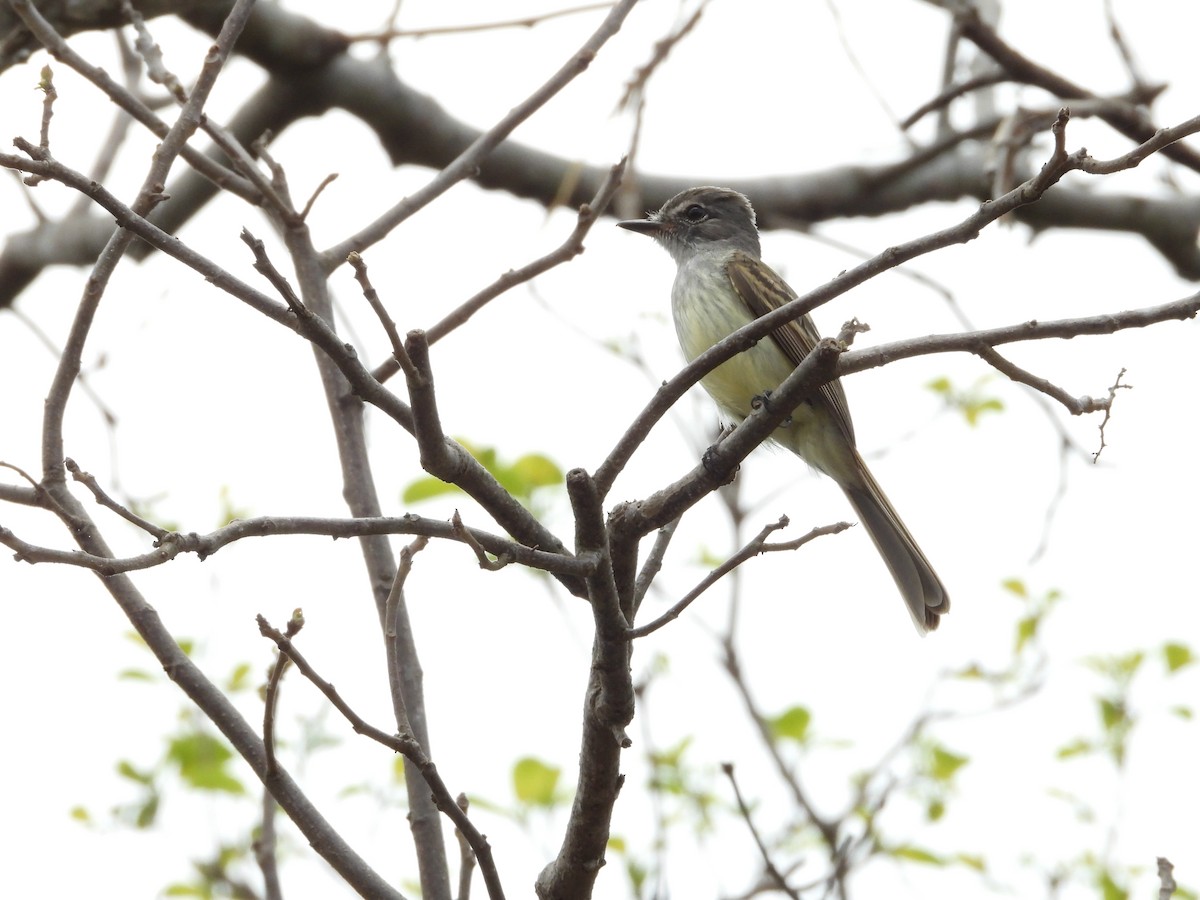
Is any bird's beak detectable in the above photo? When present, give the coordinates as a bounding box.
[617,216,665,236]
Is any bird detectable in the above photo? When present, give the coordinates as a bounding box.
[618,186,949,633]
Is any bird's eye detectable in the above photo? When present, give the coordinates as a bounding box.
[683,204,707,223]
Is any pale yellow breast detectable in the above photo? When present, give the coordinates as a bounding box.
[671,258,795,422]
[670,254,848,479]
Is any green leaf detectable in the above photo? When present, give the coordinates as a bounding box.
[135,794,159,829]
[1086,651,1145,681]
[929,746,969,781]
[927,799,945,821]
[891,845,944,865]
[69,806,92,824]
[768,706,812,743]
[392,755,406,783]
[164,884,205,897]
[510,453,564,490]
[1001,578,1027,598]
[117,668,155,682]
[1015,615,1038,652]
[1164,642,1194,673]
[512,757,561,807]
[116,760,154,785]
[1097,868,1128,900]
[402,475,464,504]
[1170,705,1193,720]
[608,836,627,854]
[1056,738,1094,759]
[217,486,251,527]
[167,733,245,794]
[225,662,252,692]
[954,853,986,872]
[402,441,563,508]
[927,375,1004,426]
[951,663,984,679]
[1098,697,1126,731]
[964,397,1005,426]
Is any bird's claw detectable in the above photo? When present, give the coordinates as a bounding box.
[702,444,739,484]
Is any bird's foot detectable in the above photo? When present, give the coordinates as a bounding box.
[751,390,793,427]
[702,443,739,484]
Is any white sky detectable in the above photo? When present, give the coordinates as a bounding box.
[1,1,1198,898]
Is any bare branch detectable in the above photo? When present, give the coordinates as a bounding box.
[356,3,616,41]
[629,519,851,639]
[972,346,1110,416]
[721,763,803,900]
[0,513,595,578]
[262,609,305,776]
[597,108,1200,500]
[256,615,508,900]
[536,469,633,900]
[349,250,417,379]
[1157,857,1177,900]
[451,510,511,571]
[954,8,1200,173]
[65,457,168,540]
[631,517,679,616]
[1092,369,1131,463]
[322,0,640,267]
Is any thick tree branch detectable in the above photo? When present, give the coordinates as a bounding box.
[6,0,1200,316]
[535,469,633,900]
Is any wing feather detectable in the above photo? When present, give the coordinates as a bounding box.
[724,250,857,446]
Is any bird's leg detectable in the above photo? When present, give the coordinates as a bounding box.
[702,422,740,484]
[750,390,793,427]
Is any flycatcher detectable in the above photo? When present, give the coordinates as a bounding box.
[618,186,949,633]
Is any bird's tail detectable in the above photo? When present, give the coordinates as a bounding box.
[839,449,949,634]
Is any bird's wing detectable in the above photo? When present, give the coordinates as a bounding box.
[725,250,856,446]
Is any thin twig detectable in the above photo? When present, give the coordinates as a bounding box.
[630,520,851,639]
[8,0,258,201]
[384,536,430,638]
[901,70,1009,130]
[972,345,1110,416]
[322,0,639,268]
[355,2,616,41]
[1092,369,1130,463]
[721,638,841,856]
[254,783,283,900]
[615,2,708,112]
[372,159,627,383]
[955,8,1200,173]
[262,609,304,775]
[22,64,57,186]
[631,517,679,616]
[455,793,477,900]
[256,615,508,900]
[451,510,511,571]
[349,251,416,378]
[64,458,168,539]
[241,228,305,312]
[721,763,803,900]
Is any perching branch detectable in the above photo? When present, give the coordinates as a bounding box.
[595,108,1200,504]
